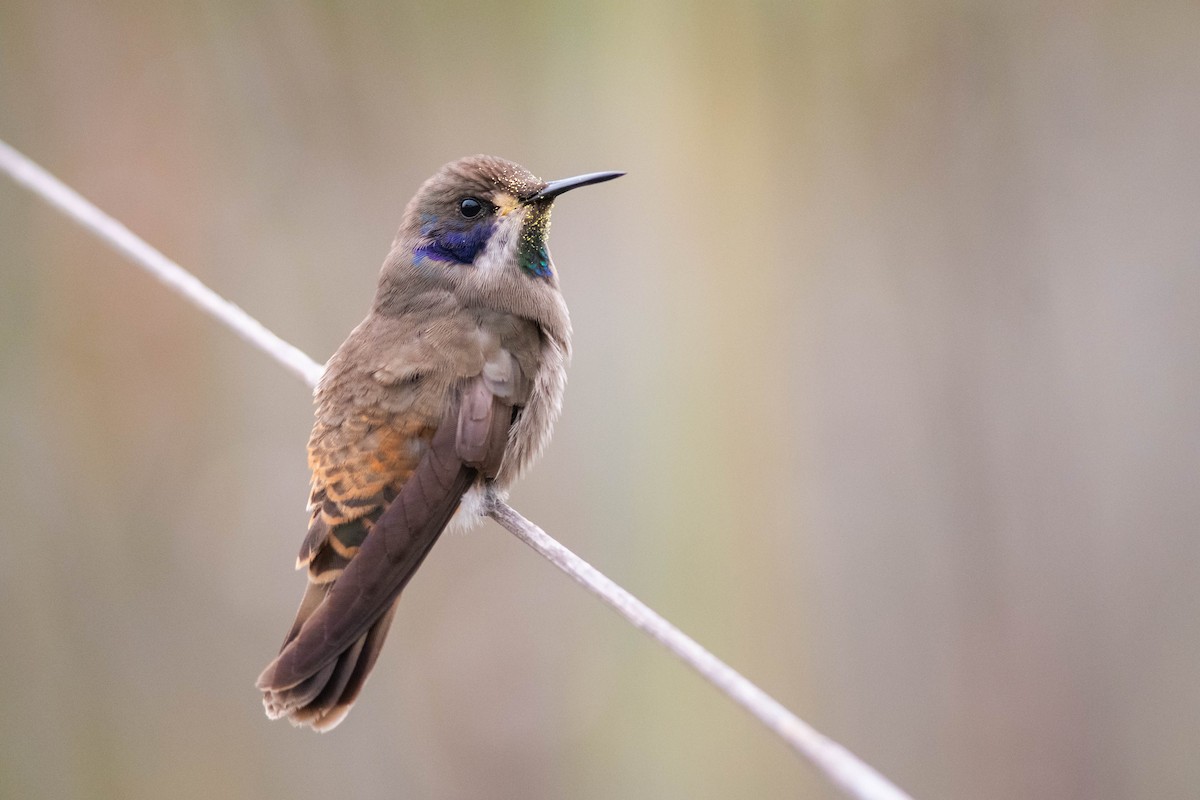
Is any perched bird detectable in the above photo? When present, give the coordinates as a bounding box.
[256,155,621,731]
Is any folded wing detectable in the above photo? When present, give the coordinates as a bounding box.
[257,375,511,730]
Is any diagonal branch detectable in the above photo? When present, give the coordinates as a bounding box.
[0,139,324,388]
[486,497,913,800]
[0,137,914,800]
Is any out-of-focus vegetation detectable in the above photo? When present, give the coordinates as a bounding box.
[2,2,1199,798]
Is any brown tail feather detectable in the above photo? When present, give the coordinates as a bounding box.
[258,417,476,730]
[270,599,400,731]
[259,378,512,731]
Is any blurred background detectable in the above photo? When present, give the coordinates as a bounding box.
[2,2,1199,798]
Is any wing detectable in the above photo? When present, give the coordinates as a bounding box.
[296,408,434,583]
[257,375,512,727]
[293,299,507,580]
[258,303,537,730]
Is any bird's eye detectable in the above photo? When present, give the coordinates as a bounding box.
[459,197,484,218]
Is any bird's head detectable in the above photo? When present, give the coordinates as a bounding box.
[375,155,620,336]
[391,155,621,282]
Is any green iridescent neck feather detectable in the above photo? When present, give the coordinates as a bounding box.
[518,205,553,278]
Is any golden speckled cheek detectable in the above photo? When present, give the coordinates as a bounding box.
[520,204,551,247]
[517,203,554,278]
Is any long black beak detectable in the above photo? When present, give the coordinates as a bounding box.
[527,171,624,202]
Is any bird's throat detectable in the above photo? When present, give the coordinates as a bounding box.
[518,205,552,278]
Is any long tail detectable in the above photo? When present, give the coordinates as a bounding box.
[257,417,477,731]
[257,377,510,731]
[261,583,401,731]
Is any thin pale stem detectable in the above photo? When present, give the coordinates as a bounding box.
[485,496,912,800]
[0,138,324,388]
[0,136,914,800]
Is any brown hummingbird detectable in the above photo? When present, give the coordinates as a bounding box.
[256,155,622,731]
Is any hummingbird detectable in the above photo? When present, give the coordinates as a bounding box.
[256,155,622,731]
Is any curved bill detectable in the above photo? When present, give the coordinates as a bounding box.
[527,171,624,202]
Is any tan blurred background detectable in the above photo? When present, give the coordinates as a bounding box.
[2,2,1199,798]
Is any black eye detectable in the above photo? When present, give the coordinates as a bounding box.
[459,197,484,218]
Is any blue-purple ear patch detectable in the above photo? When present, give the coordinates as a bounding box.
[415,221,495,265]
